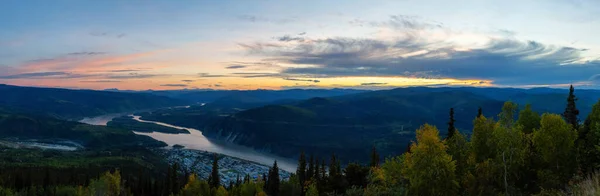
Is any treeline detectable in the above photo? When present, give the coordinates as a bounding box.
[2,86,600,195]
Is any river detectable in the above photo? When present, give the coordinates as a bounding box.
[79,114,297,172]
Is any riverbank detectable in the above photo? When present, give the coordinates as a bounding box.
[156,148,291,185]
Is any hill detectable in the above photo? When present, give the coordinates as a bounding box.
[0,84,188,119]
[0,109,167,149]
[201,89,506,162]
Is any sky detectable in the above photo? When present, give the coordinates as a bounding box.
[0,0,599,90]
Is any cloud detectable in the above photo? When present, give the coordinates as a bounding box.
[181,80,195,83]
[361,82,388,86]
[283,78,320,83]
[237,15,296,24]
[90,32,126,39]
[225,65,247,69]
[160,84,188,87]
[240,33,600,86]
[298,32,306,35]
[106,73,163,79]
[199,73,227,78]
[0,72,92,79]
[276,35,305,42]
[80,80,122,83]
[67,52,107,56]
[369,15,443,30]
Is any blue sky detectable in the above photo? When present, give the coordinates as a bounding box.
[0,0,599,90]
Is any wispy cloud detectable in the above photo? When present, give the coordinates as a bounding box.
[160,84,188,87]
[199,73,227,78]
[225,65,247,69]
[283,78,320,83]
[80,80,122,83]
[361,82,388,86]
[0,72,93,79]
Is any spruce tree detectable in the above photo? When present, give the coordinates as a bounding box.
[267,161,281,196]
[307,154,315,181]
[171,163,179,195]
[478,107,483,118]
[297,152,307,195]
[370,146,380,168]
[447,108,456,139]
[209,153,220,188]
[563,85,580,130]
[328,154,344,194]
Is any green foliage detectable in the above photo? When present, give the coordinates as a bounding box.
[445,130,469,184]
[267,161,280,196]
[533,113,577,188]
[517,104,541,134]
[180,174,211,196]
[210,154,220,188]
[491,117,529,194]
[471,115,496,162]
[344,163,369,188]
[563,85,580,130]
[370,147,380,168]
[447,108,456,139]
[578,100,600,174]
[402,124,458,196]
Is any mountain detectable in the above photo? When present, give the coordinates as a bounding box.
[200,88,506,162]
[199,87,600,163]
[0,108,166,149]
[0,84,188,119]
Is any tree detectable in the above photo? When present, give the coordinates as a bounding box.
[307,154,315,181]
[471,115,496,162]
[516,104,541,134]
[447,108,456,139]
[180,174,210,196]
[402,124,458,195]
[370,146,380,168]
[344,163,369,188]
[171,163,180,195]
[445,129,469,186]
[563,85,580,130]
[492,102,529,195]
[478,107,483,118]
[297,152,307,195]
[533,113,577,189]
[267,161,281,196]
[578,100,600,174]
[328,154,345,194]
[209,154,220,188]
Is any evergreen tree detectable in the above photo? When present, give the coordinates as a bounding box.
[370,146,380,168]
[314,158,320,182]
[344,163,369,188]
[267,161,281,196]
[447,108,456,139]
[328,153,345,194]
[307,154,315,181]
[171,163,180,195]
[297,152,307,195]
[563,85,580,130]
[478,107,483,118]
[209,154,220,188]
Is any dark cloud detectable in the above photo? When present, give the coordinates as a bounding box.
[277,35,305,42]
[80,80,122,83]
[225,65,247,69]
[240,35,600,86]
[181,80,195,83]
[283,78,320,83]
[361,82,388,86]
[160,84,188,87]
[298,32,306,35]
[231,72,282,78]
[0,72,92,79]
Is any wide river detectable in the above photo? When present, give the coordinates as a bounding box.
[79,114,297,172]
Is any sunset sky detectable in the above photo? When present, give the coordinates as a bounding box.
[1,0,599,90]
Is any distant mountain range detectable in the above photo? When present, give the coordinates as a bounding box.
[2,84,600,164]
[0,84,188,119]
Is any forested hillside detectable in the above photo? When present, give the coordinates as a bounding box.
[0,84,187,119]
[1,86,599,195]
